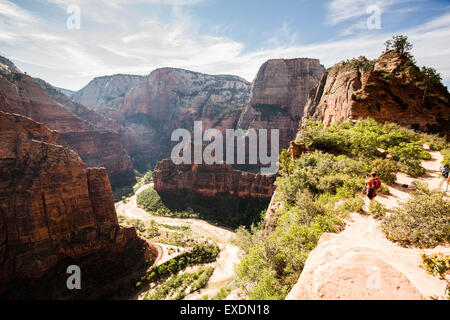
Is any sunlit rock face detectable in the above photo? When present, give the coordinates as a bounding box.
[73,68,251,172]
[238,58,326,151]
[303,50,450,135]
[285,232,423,300]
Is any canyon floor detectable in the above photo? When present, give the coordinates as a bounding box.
[288,147,450,300]
[115,184,244,300]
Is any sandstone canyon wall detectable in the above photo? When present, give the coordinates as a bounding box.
[0,111,154,299]
[0,57,136,189]
[72,68,252,172]
[153,159,276,228]
[34,78,121,132]
[154,159,276,198]
[238,58,326,151]
[72,74,145,111]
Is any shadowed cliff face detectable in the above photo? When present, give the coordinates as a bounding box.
[152,159,276,228]
[0,58,136,189]
[238,58,326,151]
[303,50,450,135]
[0,111,154,299]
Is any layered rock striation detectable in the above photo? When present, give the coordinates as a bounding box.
[0,111,153,299]
[0,57,135,188]
[73,68,251,171]
[153,159,276,199]
[72,74,145,111]
[238,58,326,150]
[152,159,276,228]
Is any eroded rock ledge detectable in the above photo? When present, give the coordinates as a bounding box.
[152,159,277,227]
[154,159,276,198]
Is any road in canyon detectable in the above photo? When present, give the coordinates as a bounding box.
[115,184,244,299]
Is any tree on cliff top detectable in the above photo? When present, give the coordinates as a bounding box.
[384,35,413,59]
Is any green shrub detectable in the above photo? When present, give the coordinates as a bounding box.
[371,159,399,185]
[369,200,386,219]
[211,287,232,300]
[144,267,214,300]
[338,197,365,215]
[402,159,426,177]
[140,242,219,285]
[299,121,351,155]
[411,180,431,195]
[442,148,450,165]
[275,151,367,202]
[234,193,344,300]
[377,131,412,149]
[388,141,432,161]
[381,192,450,247]
[420,253,450,300]
[137,187,171,214]
[420,134,448,151]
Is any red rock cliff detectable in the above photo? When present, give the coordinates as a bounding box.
[72,68,251,172]
[0,111,152,299]
[153,159,276,199]
[0,58,135,189]
[238,58,326,150]
[152,159,276,228]
[303,51,450,135]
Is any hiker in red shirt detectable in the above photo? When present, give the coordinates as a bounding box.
[366,172,381,203]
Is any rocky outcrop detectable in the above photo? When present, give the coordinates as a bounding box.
[153,159,276,199]
[285,211,450,300]
[303,51,450,135]
[0,57,135,189]
[238,58,325,150]
[152,159,276,228]
[0,111,154,299]
[285,233,423,300]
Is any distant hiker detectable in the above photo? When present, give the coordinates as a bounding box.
[439,164,449,192]
[366,172,381,203]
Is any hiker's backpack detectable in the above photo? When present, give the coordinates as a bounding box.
[443,167,449,178]
[372,178,381,190]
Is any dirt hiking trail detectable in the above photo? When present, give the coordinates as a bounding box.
[287,148,449,300]
[115,184,243,300]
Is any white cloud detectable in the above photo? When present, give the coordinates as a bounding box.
[0,0,40,23]
[1,0,449,90]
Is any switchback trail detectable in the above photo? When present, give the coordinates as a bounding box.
[115,184,244,300]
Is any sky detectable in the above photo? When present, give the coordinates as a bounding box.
[0,0,449,91]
